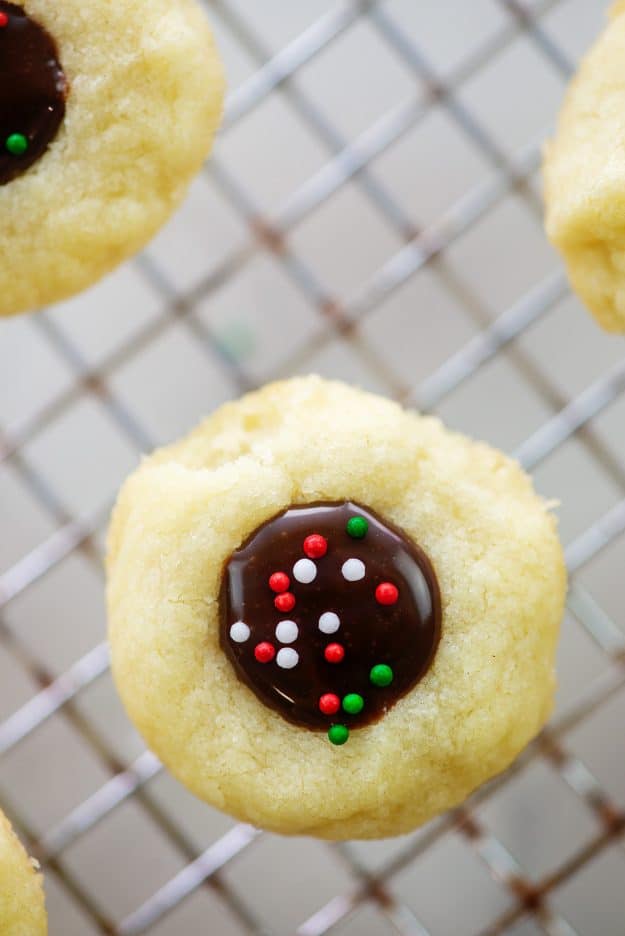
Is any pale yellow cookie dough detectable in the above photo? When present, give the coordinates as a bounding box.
[107,377,566,840]
[1,0,224,317]
[544,1,625,332]
[0,809,47,935]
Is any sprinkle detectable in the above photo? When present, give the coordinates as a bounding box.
[328,724,349,745]
[6,133,28,156]
[269,571,290,593]
[342,693,364,715]
[370,664,394,687]
[293,557,317,584]
[277,647,299,669]
[375,582,399,605]
[275,620,298,644]
[254,642,275,664]
[324,643,345,664]
[0,12,8,27]
[342,558,365,582]
[229,621,250,643]
[319,693,340,715]
[318,611,340,634]
[346,516,368,539]
[274,592,296,613]
[303,534,328,558]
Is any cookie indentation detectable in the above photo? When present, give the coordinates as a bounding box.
[220,501,442,741]
[0,2,67,185]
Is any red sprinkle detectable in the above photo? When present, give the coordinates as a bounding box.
[324,643,345,664]
[0,12,8,27]
[303,533,328,559]
[254,642,275,664]
[319,693,340,715]
[376,582,399,606]
[274,591,296,613]
[269,571,290,593]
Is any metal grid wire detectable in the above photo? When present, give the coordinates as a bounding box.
[1,0,625,933]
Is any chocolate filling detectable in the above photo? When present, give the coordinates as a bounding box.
[0,2,67,185]
[219,501,442,740]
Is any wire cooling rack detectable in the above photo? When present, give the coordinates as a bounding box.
[1,0,625,933]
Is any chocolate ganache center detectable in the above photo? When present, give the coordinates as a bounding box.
[0,2,67,185]
[219,501,442,745]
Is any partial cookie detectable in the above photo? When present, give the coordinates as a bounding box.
[544,1,625,332]
[107,377,566,840]
[0,0,224,317]
[0,809,47,935]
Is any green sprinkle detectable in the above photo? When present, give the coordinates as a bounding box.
[346,516,368,539]
[370,664,394,688]
[342,693,364,715]
[328,724,349,746]
[6,133,28,156]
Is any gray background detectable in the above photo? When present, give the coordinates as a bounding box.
[1,1,624,934]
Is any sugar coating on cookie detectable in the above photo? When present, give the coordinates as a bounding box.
[0,0,224,317]
[0,810,47,935]
[544,1,625,332]
[107,376,566,839]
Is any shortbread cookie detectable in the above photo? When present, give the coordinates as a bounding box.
[0,0,224,317]
[544,1,625,331]
[107,377,566,840]
[0,809,47,935]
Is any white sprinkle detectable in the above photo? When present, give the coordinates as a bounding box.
[275,620,298,644]
[277,647,299,669]
[293,558,317,584]
[342,558,365,582]
[319,611,340,634]
[229,621,250,643]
